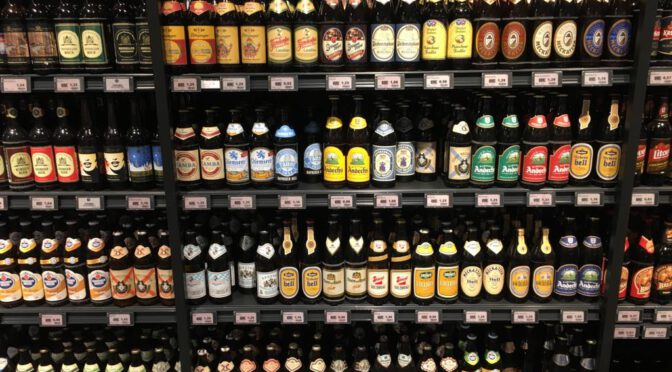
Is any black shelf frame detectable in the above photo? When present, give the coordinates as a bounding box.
[0,304,176,325]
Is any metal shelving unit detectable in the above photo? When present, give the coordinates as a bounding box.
[0,190,166,210]
[0,73,155,93]
[0,304,176,325]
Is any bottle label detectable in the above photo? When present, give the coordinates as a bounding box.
[65,268,87,301]
[303,143,322,174]
[508,266,530,299]
[238,261,256,289]
[371,24,395,62]
[55,23,82,64]
[112,22,137,64]
[646,140,670,173]
[448,145,471,180]
[4,26,29,62]
[627,265,653,299]
[415,141,436,174]
[569,143,593,180]
[134,267,157,299]
[446,18,472,59]
[158,267,175,300]
[390,268,411,299]
[420,358,437,372]
[127,146,153,181]
[185,270,207,299]
[225,148,250,184]
[413,267,435,299]
[21,270,45,301]
[483,264,505,296]
[41,270,67,302]
[103,151,126,180]
[135,21,152,65]
[521,145,548,183]
[367,269,389,298]
[595,144,620,181]
[347,147,370,183]
[655,264,672,293]
[268,25,292,64]
[577,264,601,297]
[533,265,554,298]
[241,360,258,372]
[27,24,58,62]
[372,145,395,181]
[395,141,415,176]
[309,358,326,372]
[243,1,263,15]
[501,21,526,60]
[475,21,499,61]
[607,19,631,57]
[302,266,322,299]
[0,271,22,303]
[554,20,577,58]
[0,149,6,183]
[30,146,56,183]
[257,270,279,298]
[110,267,136,300]
[497,144,520,182]
[436,265,459,299]
[471,145,496,183]
[279,266,299,299]
[207,269,232,298]
[346,266,367,297]
[421,19,446,60]
[275,147,299,178]
[200,148,225,181]
[87,269,112,302]
[321,26,344,62]
[323,267,345,298]
[188,25,216,65]
[345,26,367,62]
[582,19,605,58]
[263,359,281,372]
[152,146,164,179]
[53,146,79,183]
[395,23,420,62]
[162,25,188,65]
[323,146,346,182]
[78,152,99,182]
[80,22,108,64]
[460,266,482,298]
[241,25,267,64]
[660,15,672,55]
[547,144,571,182]
[216,26,240,65]
[532,21,553,58]
[294,25,318,63]
[248,146,274,182]
[5,146,33,185]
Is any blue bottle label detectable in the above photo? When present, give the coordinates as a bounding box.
[582,19,605,57]
[372,145,396,182]
[303,143,322,172]
[577,264,601,297]
[395,141,415,176]
[607,18,631,57]
[554,264,578,297]
[275,147,299,177]
[151,145,163,176]
[127,146,153,180]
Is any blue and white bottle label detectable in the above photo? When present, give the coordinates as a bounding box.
[395,141,415,176]
[554,264,578,297]
[275,147,299,177]
[577,264,601,297]
[373,145,396,182]
[304,143,322,171]
[607,18,631,57]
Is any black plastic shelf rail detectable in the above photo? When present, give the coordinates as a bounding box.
[0,73,155,93]
[0,304,176,325]
[0,190,166,211]
[613,303,672,341]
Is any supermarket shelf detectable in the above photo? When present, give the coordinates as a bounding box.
[631,186,672,206]
[0,304,176,325]
[0,73,155,93]
[617,303,672,323]
[0,190,166,210]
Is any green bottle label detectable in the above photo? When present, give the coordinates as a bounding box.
[80,22,109,64]
[497,144,520,182]
[471,145,496,182]
[112,22,138,64]
[136,21,152,65]
[502,114,519,128]
[55,22,83,64]
[476,115,494,128]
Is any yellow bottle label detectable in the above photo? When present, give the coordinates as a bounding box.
[267,25,292,63]
[80,29,104,59]
[20,270,45,301]
[216,2,237,14]
[302,266,322,299]
[437,265,459,299]
[78,152,98,175]
[413,267,436,299]
[323,146,345,182]
[162,25,188,65]
[345,266,367,297]
[241,25,267,64]
[294,26,318,63]
[279,266,299,299]
[446,18,472,58]
[460,266,482,298]
[243,1,264,15]
[349,117,367,130]
[346,147,370,183]
[326,116,343,129]
[216,26,240,64]
[508,265,530,299]
[422,19,446,60]
[322,267,345,298]
[188,25,216,64]
[532,265,554,298]
[569,143,593,180]
[0,271,22,303]
[483,263,505,295]
[595,144,620,181]
[10,152,32,178]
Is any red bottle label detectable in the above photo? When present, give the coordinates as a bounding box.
[629,266,653,300]
[553,114,571,128]
[53,146,80,183]
[30,145,57,184]
[547,144,570,182]
[619,266,629,299]
[528,115,548,129]
[475,22,500,61]
[501,21,526,60]
[189,0,215,15]
[4,145,34,185]
[521,145,548,183]
[636,140,647,173]
[646,140,671,173]
[639,236,655,254]
[162,1,186,15]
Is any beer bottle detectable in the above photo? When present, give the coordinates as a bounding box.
[274,109,300,188]
[318,0,345,69]
[26,0,59,73]
[64,219,88,304]
[370,0,395,68]
[645,97,672,186]
[343,0,368,69]
[346,96,370,188]
[627,221,655,305]
[577,217,602,302]
[267,0,293,70]
[471,96,496,187]
[368,218,389,305]
[109,230,136,307]
[241,0,267,70]
[553,0,578,66]
[133,230,158,305]
[458,333,479,371]
[658,0,672,60]
[546,94,572,187]
[77,97,103,191]
[569,94,594,185]
[250,108,274,188]
[103,98,128,189]
[435,226,459,304]
[446,0,472,68]
[603,0,632,64]
[1,0,30,73]
[500,0,529,65]
[346,217,367,302]
[413,228,436,305]
[0,104,8,189]
[0,221,21,307]
[554,216,578,301]
[653,221,672,304]
[206,230,232,303]
[293,0,319,70]
[262,343,282,372]
[308,345,324,372]
[225,109,251,188]
[123,101,151,190]
[374,335,393,371]
[187,0,217,72]
[472,0,500,66]
[323,96,346,188]
[199,109,226,188]
[521,95,549,189]
[79,0,112,71]
[372,107,396,187]
[3,105,34,191]
[156,230,175,305]
[54,0,83,71]
[416,104,437,181]
[528,0,554,65]
[215,0,240,70]
[52,101,80,190]
[496,96,520,187]
[39,220,67,306]
[278,219,300,304]
[28,102,57,190]
[421,0,447,69]
[481,332,501,372]
[301,219,322,303]
[578,0,605,65]
[303,108,323,183]
[18,220,42,311]
[394,104,415,181]
[395,0,421,69]
[161,0,189,74]
[256,229,279,304]
[416,344,436,372]
[592,94,621,187]
[446,106,471,187]
[390,218,412,305]
[323,215,345,304]
[460,227,483,303]
[37,349,57,372]
[111,0,138,72]
[238,222,257,293]
[506,228,530,303]
[482,225,505,301]
[531,227,555,303]
[135,0,152,72]
[183,229,207,305]
[85,220,112,305]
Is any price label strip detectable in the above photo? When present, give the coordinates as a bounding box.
[375,74,404,90]
[200,79,221,90]
[269,75,298,91]
[183,195,210,210]
[221,76,250,92]
[326,75,355,91]
[643,326,670,339]
[40,313,66,327]
[76,196,104,211]
[482,72,512,88]
[649,70,672,86]
[375,194,401,209]
[631,192,658,207]
[614,326,639,339]
[617,309,642,323]
[654,309,672,323]
[416,310,441,324]
[103,76,134,93]
[581,70,612,87]
[424,73,454,89]
[512,310,537,324]
[476,193,502,208]
[532,71,562,88]
[372,310,396,324]
[30,196,58,211]
[234,311,259,325]
[191,312,216,326]
[54,77,85,93]
[425,193,452,208]
[527,192,555,207]
[1,76,31,93]
[325,310,350,324]
[575,192,603,207]
[107,313,134,327]
[171,76,201,92]
[0,196,7,211]
[281,311,307,324]
[126,196,154,210]
[229,195,256,210]
[279,195,306,209]
[561,310,587,324]
[329,194,355,209]
[464,310,489,324]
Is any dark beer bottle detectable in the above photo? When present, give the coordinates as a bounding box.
[1,0,30,73]
[85,220,112,305]
[627,220,655,306]
[436,225,459,304]
[395,0,421,69]
[553,0,578,66]
[54,0,83,71]
[215,0,241,70]
[77,97,103,191]
[390,218,412,305]
[3,105,34,190]
[520,95,549,189]
[471,96,497,187]
[446,106,471,187]
[372,107,396,188]
[323,96,346,188]
[344,0,368,69]
[293,0,319,70]
[506,228,530,303]
[135,0,152,71]
[482,332,501,372]
[187,0,217,72]
[28,102,57,190]
[547,94,572,187]
[368,218,389,305]
[421,0,447,69]
[472,0,500,67]
[446,0,472,69]
[133,230,158,305]
[274,109,300,188]
[528,0,554,65]
[578,0,605,65]
[394,104,415,181]
[346,96,370,188]
[301,219,322,303]
[497,95,520,187]
[64,219,89,304]
[111,0,139,72]
[161,0,189,73]
[109,230,136,307]
[241,0,267,70]
[500,0,529,66]
[370,0,395,68]
[531,227,555,303]
[126,100,154,190]
[237,222,257,294]
[183,229,207,304]
[413,228,436,305]
[79,0,112,71]
[224,109,251,188]
[416,103,437,181]
[103,98,128,189]
[318,0,345,70]
[256,229,279,304]
[461,334,481,372]
[40,220,68,306]
[207,230,232,303]
[26,0,59,73]
[460,227,483,303]
[279,219,300,304]
[250,108,274,188]
[345,217,367,302]
[156,230,175,305]
[592,94,621,187]
[483,225,505,301]
[0,221,22,307]
[658,0,672,61]
[570,94,594,185]
[645,97,672,186]
[199,109,226,188]
[303,108,323,183]
[603,0,632,64]
[323,215,345,304]
[577,217,602,302]
[554,216,578,301]
[266,0,293,70]
[653,221,672,304]
[18,220,44,306]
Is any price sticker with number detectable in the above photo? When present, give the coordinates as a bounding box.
[562,310,587,324]
[582,70,612,87]
[200,79,221,90]
[375,194,401,209]
[416,310,441,324]
[126,196,154,210]
[372,311,396,324]
[279,195,305,209]
[575,192,603,207]
[40,313,66,327]
[375,74,404,90]
[172,76,201,92]
[326,75,355,90]
[655,309,672,323]
[464,311,489,324]
[235,311,259,325]
[54,77,84,93]
[107,313,134,326]
[191,312,216,325]
[512,311,537,324]
[649,70,672,86]
[482,72,512,88]
[221,76,249,92]
[614,326,639,339]
[229,195,256,209]
[532,71,562,88]
[325,311,350,324]
[183,196,210,210]
[424,74,453,89]
[104,77,134,92]
[527,192,555,207]
[269,75,298,91]
[425,193,452,208]
[632,192,658,207]
[643,326,669,339]
[617,310,641,323]
[76,196,104,211]
[329,194,355,209]
[281,311,306,324]
[476,193,501,207]
[1,77,31,93]
[31,196,57,211]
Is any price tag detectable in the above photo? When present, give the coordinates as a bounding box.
[0,196,7,211]
[76,196,104,211]
[614,326,639,339]
[172,76,200,92]
[561,310,586,324]
[103,76,134,92]
[221,76,249,92]
[372,311,396,324]
[126,196,154,210]
[582,70,612,87]
[279,195,305,209]
[200,79,220,90]
[476,193,501,208]
[326,75,355,90]
[423,73,453,89]
[464,311,489,324]
[234,311,259,325]
[512,311,537,324]
[617,310,641,323]
[655,309,672,323]
[482,72,512,88]
[416,310,441,324]
[329,194,355,209]
[425,193,452,208]
[191,312,216,325]
[643,326,669,339]
[54,77,84,93]
[374,194,401,209]
[269,75,297,91]
[107,313,133,326]
[649,70,672,86]
[39,313,65,327]
[281,311,306,324]
[1,77,30,93]
[575,192,603,207]
[532,71,562,88]
[30,196,57,211]
[375,74,404,90]
[229,195,256,210]
[183,195,210,210]
[325,310,349,324]
[527,192,555,207]
[631,192,658,206]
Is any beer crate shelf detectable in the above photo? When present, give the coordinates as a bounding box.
[189,293,600,325]
[0,304,176,325]
[0,73,155,93]
[0,190,166,210]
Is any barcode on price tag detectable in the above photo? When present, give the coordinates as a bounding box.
[527,192,555,207]
[562,310,586,323]
[1,77,30,93]
[126,196,154,210]
[269,75,297,91]
[76,196,104,211]
[575,192,602,206]
[476,193,501,207]
[532,71,562,88]
[512,311,537,324]
[234,311,259,325]
[107,313,133,326]
[617,310,641,323]
[464,311,489,324]
[416,310,441,324]
[31,196,57,211]
[229,195,256,209]
[40,313,65,327]
[0,196,7,211]
[482,72,512,88]
[614,327,639,339]
[221,76,249,91]
[643,326,669,339]
[325,311,349,324]
[329,194,355,209]
[172,76,200,92]
[200,79,221,90]
[54,77,84,92]
[375,194,401,209]
[326,75,355,90]
[282,311,306,324]
[649,70,672,86]
[372,311,396,324]
[279,195,305,209]
[655,309,672,323]
[424,74,453,89]
[425,193,452,208]
[375,74,404,90]
[183,195,210,210]
[103,76,134,92]
[191,312,216,325]
[582,70,612,86]
[632,192,658,206]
